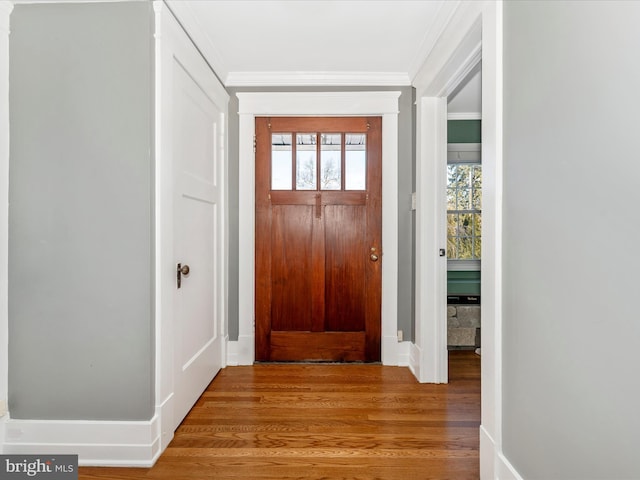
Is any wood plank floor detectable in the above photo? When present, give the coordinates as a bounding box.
[79,351,480,480]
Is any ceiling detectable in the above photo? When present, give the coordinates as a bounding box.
[168,0,480,116]
[448,68,481,116]
[168,0,458,86]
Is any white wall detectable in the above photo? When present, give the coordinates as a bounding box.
[502,1,640,478]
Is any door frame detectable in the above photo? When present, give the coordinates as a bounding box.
[234,91,403,366]
[413,2,487,387]
[412,1,505,478]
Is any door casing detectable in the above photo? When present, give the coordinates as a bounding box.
[412,2,503,478]
[235,91,403,366]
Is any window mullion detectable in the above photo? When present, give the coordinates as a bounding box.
[292,131,297,190]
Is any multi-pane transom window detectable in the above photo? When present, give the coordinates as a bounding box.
[271,132,366,191]
[447,163,482,260]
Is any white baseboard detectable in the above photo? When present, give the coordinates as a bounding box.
[381,336,411,366]
[497,450,524,480]
[395,340,410,366]
[0,413,6,454]
[227,334,254,366]
[226,339,239,366]
[220,335,228,368]
[409,342,422,381]
[407,341,449,384]
[480,425,524,480]
[1,412,163,467]
[156,393,174,455]
[480,425,496,480]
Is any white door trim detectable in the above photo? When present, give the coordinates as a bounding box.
[235,91,402,366]
[413,1,505,478]
[411,96,449,384]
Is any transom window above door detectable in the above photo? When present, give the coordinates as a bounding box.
[271,132,366,191]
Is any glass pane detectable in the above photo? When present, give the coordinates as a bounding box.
[472,165,482,209]
[447,213,458,237]
[447,161,482,260]
[345,133,366,190]
[473,213,482,237]
[458,237,473,259]
[447,187,457,210]
[459,213,473,236]
[321,134,341,190]
[448,164,471,190]
[457,188,471,210]
[447,164,458,185]
[472,165,482,188]
[272,133,292,190]
[473,237,482,259]
[447,236,458,259]
[296,133,316,190]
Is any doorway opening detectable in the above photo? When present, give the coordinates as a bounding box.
[235,91,403,366]
[445,67,482,354]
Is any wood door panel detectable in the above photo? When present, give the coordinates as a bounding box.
[324,205,367,332]
[271,191,366,206]
[270,332,366,362]
[270,205,315,331]
[256,116,381,362]
[266,116,371,132]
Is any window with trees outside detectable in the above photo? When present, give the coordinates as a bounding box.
[447,144,481,265]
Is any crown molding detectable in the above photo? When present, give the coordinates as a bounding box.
[225,71,411,87]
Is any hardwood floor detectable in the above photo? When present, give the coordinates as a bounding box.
[79,351,480,480]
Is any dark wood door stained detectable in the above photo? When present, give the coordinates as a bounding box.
[255,117,382,362]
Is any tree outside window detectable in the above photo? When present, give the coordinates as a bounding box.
[447,163,481,260]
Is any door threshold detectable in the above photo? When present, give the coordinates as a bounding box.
[254,361,381,365]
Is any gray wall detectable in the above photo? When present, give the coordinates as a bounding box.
[503,1,640,478]
[9,2,154,420]
[226,86,416,342]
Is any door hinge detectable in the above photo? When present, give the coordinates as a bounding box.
[253,135,256,153]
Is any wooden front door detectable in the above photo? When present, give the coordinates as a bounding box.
[255,117,382,362]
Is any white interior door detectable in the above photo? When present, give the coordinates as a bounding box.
[171,59,224,430]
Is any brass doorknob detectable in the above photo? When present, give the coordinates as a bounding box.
[370,253,379,262]
[176,263,191,289]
